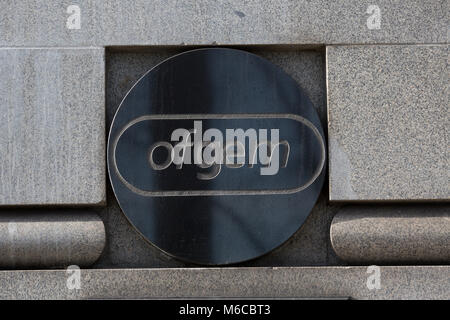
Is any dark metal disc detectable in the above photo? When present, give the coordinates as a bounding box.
[108,48,326,265]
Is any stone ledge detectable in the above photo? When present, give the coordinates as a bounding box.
[0,211,105,268]
[0,1,447,47]
[330,205,450,264]
[0,266,448,300]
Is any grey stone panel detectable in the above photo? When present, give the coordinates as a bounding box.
[0,48,105,206]
[330,205,450,264]
[327,45,449,201]
[0,1,446,47]
[0,266,448,299]
[0,211,105,268]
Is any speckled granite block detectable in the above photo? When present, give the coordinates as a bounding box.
[0,211,105,268]
[0,48,105,205]
[327,45,449,201]
[0,1,446,46]
[0,266,448,299]
[330,205,450,264]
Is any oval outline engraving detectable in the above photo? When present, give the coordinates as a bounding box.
[111,113,325,197]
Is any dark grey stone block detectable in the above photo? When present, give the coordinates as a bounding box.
[330,205,450,264]
[0,211,105,268]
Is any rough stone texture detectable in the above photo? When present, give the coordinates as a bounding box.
[94,48,341,268]
[330,205,450,264]
[0,1,446,47]
[327,45,449,201]
[0,48,105,205]
[0,211,105,268]
[0,266,448,299]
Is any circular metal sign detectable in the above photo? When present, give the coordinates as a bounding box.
[108,48,325,265]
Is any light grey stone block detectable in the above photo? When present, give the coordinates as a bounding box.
[0,211,105,268]
[0,266,448,299]
[0,1,446,47]
[327,45,449,201]
[0,48,105,205]
[330,205,450,264]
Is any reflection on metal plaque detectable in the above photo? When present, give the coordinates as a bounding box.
[108,48,326,265]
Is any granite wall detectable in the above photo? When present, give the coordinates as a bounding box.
[0,1,448,299]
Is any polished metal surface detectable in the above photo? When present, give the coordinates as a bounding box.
[108,48,325,265]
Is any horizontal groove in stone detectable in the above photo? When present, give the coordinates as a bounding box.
[0,211,105,268]
[330,206,450,264]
